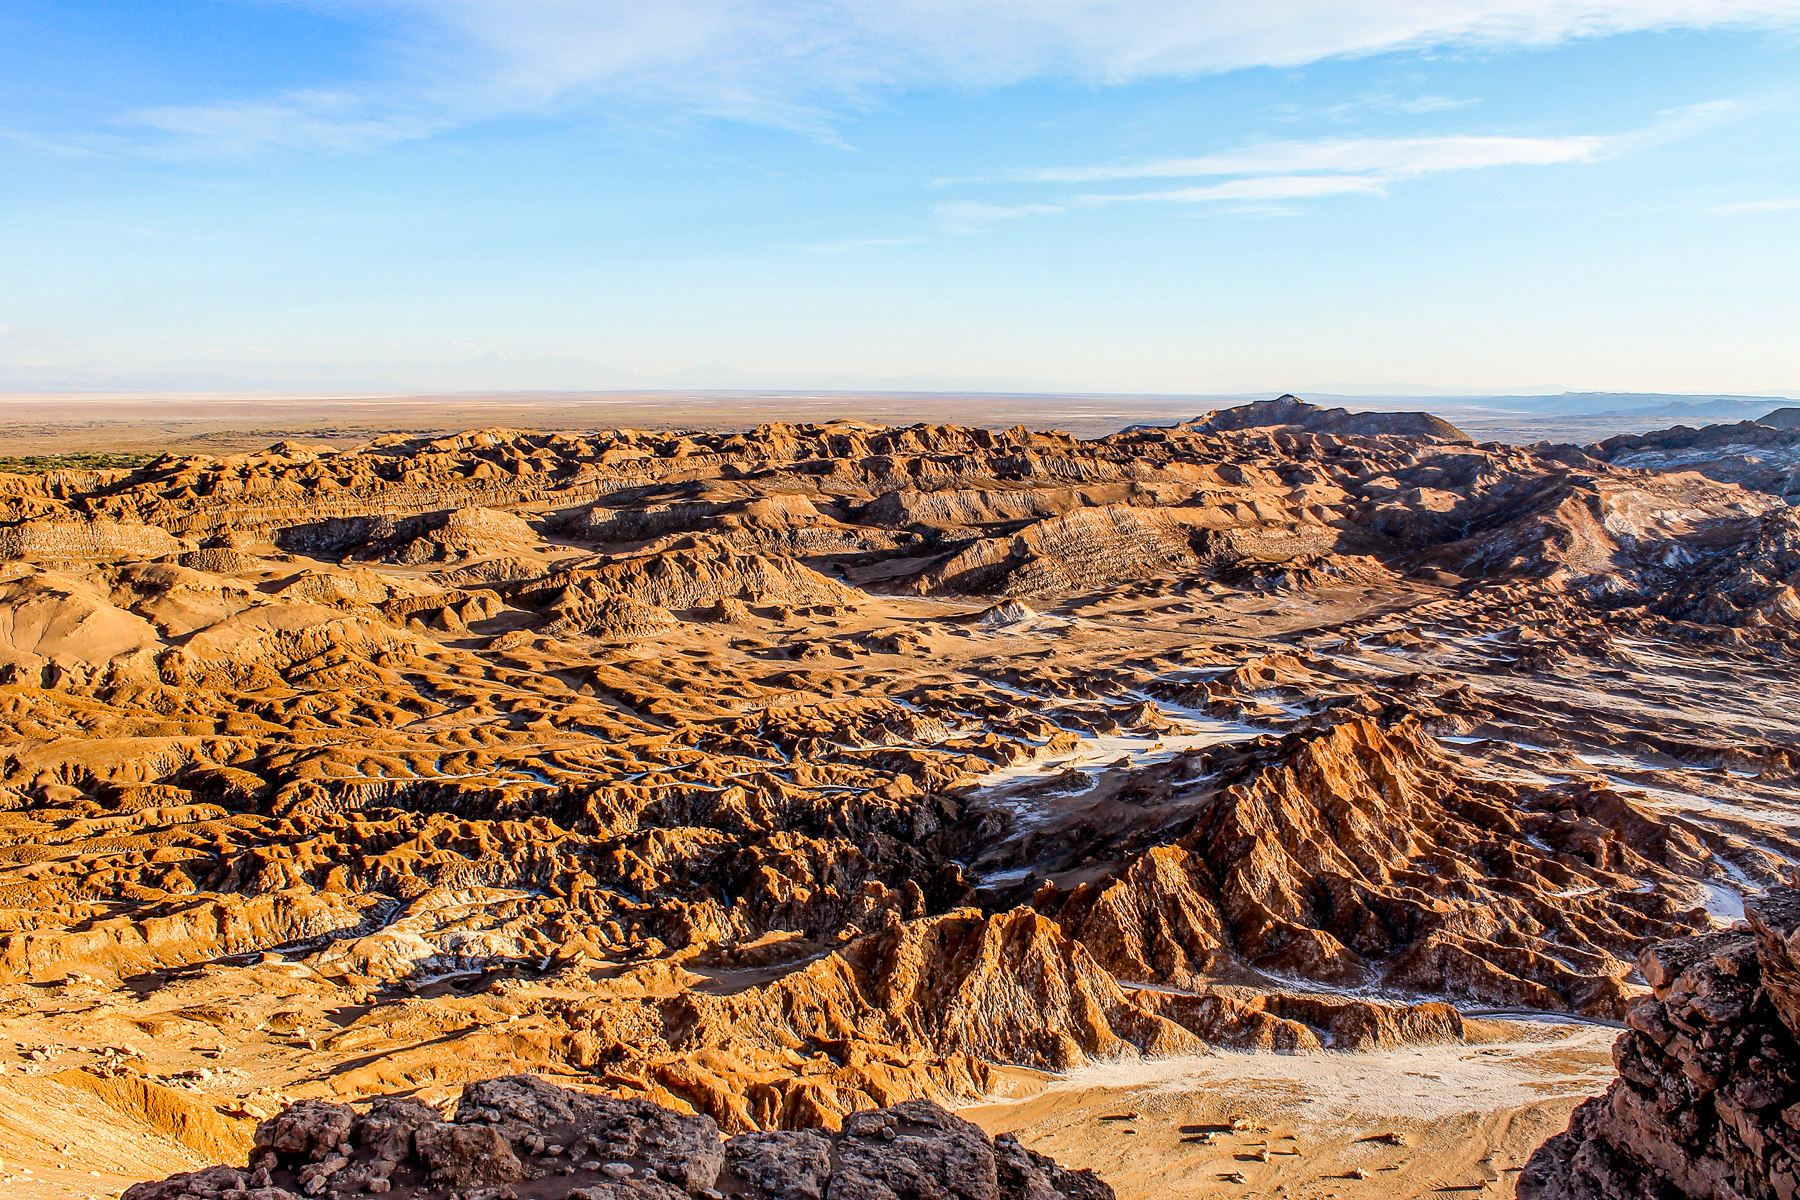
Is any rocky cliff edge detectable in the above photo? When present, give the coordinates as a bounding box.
[122,1072,1115,1200]
[1519,887,1800,1200]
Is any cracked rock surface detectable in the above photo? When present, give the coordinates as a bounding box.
[121,1076,1114,1200]
[1520,887,1800,1200]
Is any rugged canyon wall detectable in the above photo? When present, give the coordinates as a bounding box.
[1032,715,1708,1018]
[1,401,1797,1188]
[1521,887,1800,1200]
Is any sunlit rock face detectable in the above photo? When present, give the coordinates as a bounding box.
[4,406,1799,1198]
[1520,889,1800,1200]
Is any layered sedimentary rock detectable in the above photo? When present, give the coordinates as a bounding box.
[2,404,1797,1195]
[1595,417,1800,502]
[0,515,188,561]
[1519,888,1800,1200]
[1031,716,1706,1017]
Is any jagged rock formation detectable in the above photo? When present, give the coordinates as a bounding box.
[1652,507,1800,629]
[123,1074,1115,1200]
[1595,418,1800,502]
[1519,888,1800,1200]
[0,515,188,562]
[542,594,683,641]
[3,402,1799,1191]
[1028,716,1708,1017]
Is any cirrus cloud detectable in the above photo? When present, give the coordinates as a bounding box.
[934,200,1068,230]
[99,0,1800,153]
[947,100,1745,214]
[1078,173,1391,204]
[1014,133,1610,183]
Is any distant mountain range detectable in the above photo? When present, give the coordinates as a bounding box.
[1294,392,1792,420]
[1446,393,1785,418]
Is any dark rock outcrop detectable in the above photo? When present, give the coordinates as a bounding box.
[1180,395,1471,442]
[1519,887,1800,1200]
[122,1076,1115,1200]
[1594,418,1800,502]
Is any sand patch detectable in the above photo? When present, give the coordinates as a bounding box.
[961,1024,1615,1200]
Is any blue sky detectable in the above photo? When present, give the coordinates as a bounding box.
[2,1,1798,395]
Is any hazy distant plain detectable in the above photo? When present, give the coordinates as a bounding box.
[0,390,1790,458]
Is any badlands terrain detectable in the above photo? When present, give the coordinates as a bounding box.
[1,396,1798,1199]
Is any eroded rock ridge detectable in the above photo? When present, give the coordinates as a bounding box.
[0,404,1794,1193]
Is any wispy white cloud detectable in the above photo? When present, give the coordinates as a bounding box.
[934,201,1067,231]
[1606,98,1750,153]
[1017,133,1608,182]
[1321,93,1481,118]
[123,91,451,156]
[1708,198,1800,216]
[82,0,1800,154]
[978,100,1745,212]
[1080,174,1389,204]
[0,127,99,156]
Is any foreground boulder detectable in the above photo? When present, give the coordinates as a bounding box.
[1519,887,1800,1200]
[122,1073,1115,1200]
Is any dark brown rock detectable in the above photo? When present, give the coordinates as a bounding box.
[1521,887,1800,1200]
[723,1129,833,1198]
[121,1167,283,1200]
[254,1100,357,1166]
[993,1132,1117,1200]
[829,1099,1000,1199]
[123,1080,1114,1200]
[1751,888,1800,1037]
[415,1121,523,1186]
[354,1096,440,1163]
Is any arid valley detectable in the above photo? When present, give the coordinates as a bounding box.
[0,395,1796,1200]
